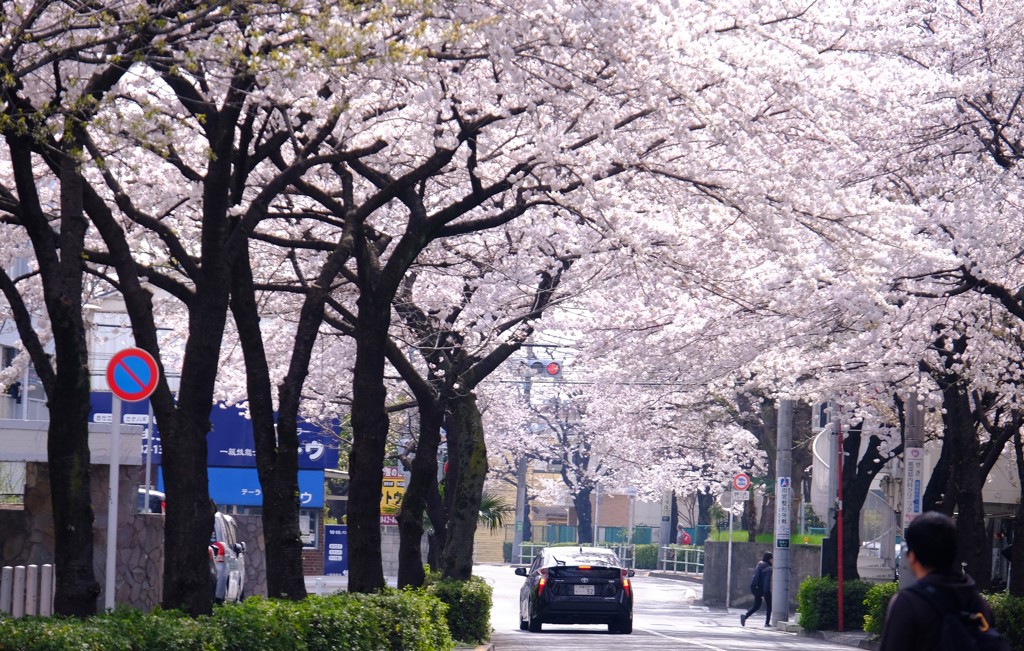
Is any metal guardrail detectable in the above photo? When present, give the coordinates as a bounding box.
[659,545,704,573]
[1,564,54,617]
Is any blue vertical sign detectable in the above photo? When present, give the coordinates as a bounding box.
[323,525,348,576]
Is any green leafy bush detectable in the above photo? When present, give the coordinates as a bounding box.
[426,576,493,644]
[633,544,658,569]
[0,608,222,651]
[0,590,452,651]
[862,581,898,637]
[217,597,309,651]
[985,592,1024,651]
[797,576,872,631]
[503,542,513,563]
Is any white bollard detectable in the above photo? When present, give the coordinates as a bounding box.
[39,564,53,616]
[0,566,12,614]
[25,565,38,615]
[12,565,25,617]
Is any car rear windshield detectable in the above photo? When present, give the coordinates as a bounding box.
[548,552,620,568]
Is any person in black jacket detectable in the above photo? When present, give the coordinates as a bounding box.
[741,551,773,627]
[880,511,1001,651]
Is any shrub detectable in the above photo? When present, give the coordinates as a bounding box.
[427,576,493,644]
[364,589,453,651]
[985,592,1024,651]
[217,597,309,651]
[633,544,658,569]
[503,542,513,563]
[862,582,898,637]
[0,590,452,651]
[797,576,872,631]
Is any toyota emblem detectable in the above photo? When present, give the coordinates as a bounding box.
[580,578,589,583]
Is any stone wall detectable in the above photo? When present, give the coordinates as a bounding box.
[702,541,821,613]
[0,462,267,610]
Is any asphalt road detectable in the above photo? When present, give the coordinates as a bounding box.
[474,564,860,651]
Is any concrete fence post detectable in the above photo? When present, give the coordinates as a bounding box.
[25,565,38,615]
[0,566,12,614]
[40,564,54,616]
[12,565,25,617]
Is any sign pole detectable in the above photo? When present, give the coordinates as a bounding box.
[104,347,159,611]
[726,496,734,609]
[142,400,154,513]
[104,395,122,611]
[726,471,750,610]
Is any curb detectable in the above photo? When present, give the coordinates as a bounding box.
[646,571,704,584]
[797,628,879,650]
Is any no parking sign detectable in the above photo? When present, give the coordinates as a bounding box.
[732,473,750,491]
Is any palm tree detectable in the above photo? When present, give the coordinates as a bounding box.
[478,492,515,532]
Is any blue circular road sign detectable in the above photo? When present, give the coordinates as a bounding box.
[106,347,159,402]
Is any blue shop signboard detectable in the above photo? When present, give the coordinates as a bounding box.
[90,392,341,470]
[323,525,348,576]
[157,467,325,507]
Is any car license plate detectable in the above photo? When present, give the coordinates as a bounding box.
[573,585,595,596]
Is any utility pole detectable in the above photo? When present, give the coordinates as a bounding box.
[512,455,528,564]
[900,393,925,589]
[773,399,793,626]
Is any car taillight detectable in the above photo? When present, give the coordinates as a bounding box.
[538,567,548,597]
[211,542,226,562]
[621,569,631,597]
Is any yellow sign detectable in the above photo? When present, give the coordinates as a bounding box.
[381,466,405,513]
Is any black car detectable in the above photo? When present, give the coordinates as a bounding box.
[515,546,635,634]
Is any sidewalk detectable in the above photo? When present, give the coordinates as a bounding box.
[647,571,878,650]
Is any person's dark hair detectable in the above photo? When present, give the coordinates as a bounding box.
[762,551,773,563]
[905,511,957,571]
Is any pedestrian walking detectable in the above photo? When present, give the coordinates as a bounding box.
[880,511,1009,651]
[740,551,772,627]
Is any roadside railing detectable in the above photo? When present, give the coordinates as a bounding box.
[1,564,54,617]
[659,545,704,573]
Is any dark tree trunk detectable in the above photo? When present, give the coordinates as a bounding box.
[441,393,489,580]
[230,248,305,599]
[822,422,889,580]
[398,404,444,587]
[47,152,100,616]
[3,139,101,616]
[1010,431,1024,596]
[939,380,990,589]
[697,489,714,527]
[575,487,594,544]
[347,296,391,592]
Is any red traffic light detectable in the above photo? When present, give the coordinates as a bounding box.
[528,360,562,377]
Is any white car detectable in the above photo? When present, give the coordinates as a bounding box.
[209,512,246,603]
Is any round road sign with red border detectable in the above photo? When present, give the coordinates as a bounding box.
[733,473,751,491]
[106,347,159,402]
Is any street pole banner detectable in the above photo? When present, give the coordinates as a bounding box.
[903,448,925,527]
[776,476,792,548]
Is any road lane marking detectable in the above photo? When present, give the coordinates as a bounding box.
[643,628,728,650]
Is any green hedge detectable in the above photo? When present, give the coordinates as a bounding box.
[0,590,453,651]
[633,544,658,569]
[984,592,1024,651]
[862,581,898,637]
[796,576,872,631]
[426,576,493,644]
